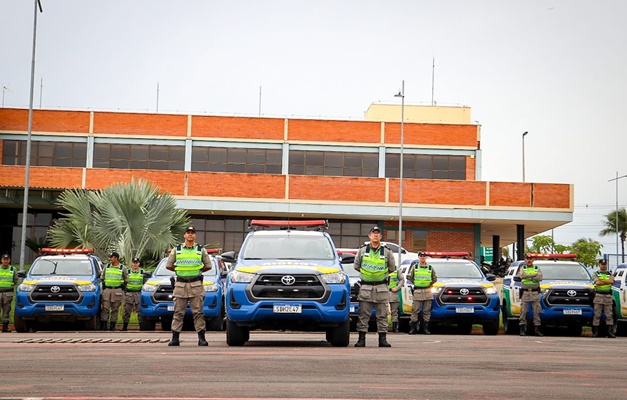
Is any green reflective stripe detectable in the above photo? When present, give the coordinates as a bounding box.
[174,245,203,277]
[0,266,14,289]
[413,265,432,288]
[388,271,398,289]
[522,266,539,286]
[104,265,124,287]
[360,248,387,282]
[595,272,612,292]
[127,270,144,291]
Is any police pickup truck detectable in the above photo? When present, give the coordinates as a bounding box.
[139,248,228,331]
[15,248,103,332]
[501,253,595,336]
[612,263,627,336]
[398,252,500,335]
[222,220,351,346]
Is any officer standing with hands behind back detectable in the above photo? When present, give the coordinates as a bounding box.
[353,226,396,348]
[122,257,145,331]
[165,226,212,346]
[100,252,128,331]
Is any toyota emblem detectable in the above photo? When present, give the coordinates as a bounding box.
[566,290,577,297]
[460,288,470,295]
[50,286,61,293]
[281,275,296,286]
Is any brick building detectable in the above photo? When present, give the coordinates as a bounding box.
[0,105,573,264]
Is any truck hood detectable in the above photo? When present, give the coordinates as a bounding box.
[23,276,95,285]
[235,260,341,275]
[539,279,594,289]
[434,278,495,289]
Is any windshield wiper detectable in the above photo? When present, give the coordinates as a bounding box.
[38,259,59,275]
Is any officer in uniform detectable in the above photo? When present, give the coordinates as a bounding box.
[122,257,145,331]
[0,254,17,332]
[388,267,405,332]
[592,259,615,338]
[100,252,128,331]
[165,226,212,346]
[353,226,396,348]
[406,251,437,334]
[519,254,543,336]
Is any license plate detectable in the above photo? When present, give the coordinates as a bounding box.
[45,305,64,312]
[456,307,474,314]
[273,304,302,313]
[167,305,174,312]
[563,309,582,315]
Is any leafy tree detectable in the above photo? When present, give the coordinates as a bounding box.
[48,179,189,264]
[526,235,556,254]
[570,238,602,268]
[600,208,627,263]
[25,236,51,255]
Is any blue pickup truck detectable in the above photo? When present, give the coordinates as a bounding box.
[222,220,351,346]
[15,248,103,332]
[139,249,229,331]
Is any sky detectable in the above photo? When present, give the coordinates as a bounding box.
[1,0,626,257]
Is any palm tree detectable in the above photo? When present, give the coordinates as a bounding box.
[48,179,189,264]
[600,207,627,263]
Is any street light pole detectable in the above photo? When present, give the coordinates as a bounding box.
[394,81,405,265]
[19,0,43,271]
[522,131,528,182]
[609,172,627,265]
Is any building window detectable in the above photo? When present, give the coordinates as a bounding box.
[191,147,282,174]
[289,150,378,177]
[385,154,466,180]
[93,143,184,170]
[2,140,87,168]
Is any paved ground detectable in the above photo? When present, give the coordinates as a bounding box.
[1,330,626,400]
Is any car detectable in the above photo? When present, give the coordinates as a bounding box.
[612,263,627,336]
[398,252,500,335]
[14,247,104,332]
[139,248,229,331]
[501,253,595,336]
[222,219,351,346]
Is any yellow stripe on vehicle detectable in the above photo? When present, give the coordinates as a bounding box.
[237,265,341,274]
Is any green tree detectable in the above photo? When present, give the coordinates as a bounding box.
[570,238,602,268]
[526,235,556,254]
[48,179,189,264]
[600,208,627,263]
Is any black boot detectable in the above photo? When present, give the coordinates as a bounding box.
[100,320,107,331]
[378,332,391,347]
[607,325,616,338]
[592,325,599,337]
[534,326,543,337]
[519,324,527,336]
[392,322,399,333]
[122,322,128,331]
[354,331,366,347]
[408,321,418,335]
[109,321,116,331]
[198,330,208,346]
[2,322,9,332]
[423,321,431,335]
[168,331,180,346]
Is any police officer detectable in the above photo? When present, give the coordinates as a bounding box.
[519,254,543,336]
[122,257,145,331]
[592,259,615,338]
[165,226,212,346]
[353,226,396,347]
[407,251,437,334]
[100,252,128,331]
[0,254,17,332]
[388,267,405,333]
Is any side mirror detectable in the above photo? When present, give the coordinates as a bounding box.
[220,251,236,263]
[220,268,229,278]
[340,254,355,264]
[142,271,152,278]
[513,276,522,282]
[17,270,26,278]
[485,273,496,282]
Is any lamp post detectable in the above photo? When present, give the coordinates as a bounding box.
[609,172,627,265]
[522,131,528,182]
[19,0,43,271]
[394,81,405,265]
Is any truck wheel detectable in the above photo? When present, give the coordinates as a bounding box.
[502,304,517,335]
[483,320,499,335]
[139,316,156,331]
[565,324,582,337]
[14,315,28,333]
[456,323,473,335]
[616,321,627,337]
[226,319,248,346]
[328,320,350,347]
[206,314,223,331]
[83,315,98,331]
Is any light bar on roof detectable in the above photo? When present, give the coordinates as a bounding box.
[526,253,577,259]
[337,250,357,255]
[424,251,470,258]
[41,248,94,255]
[249,219,328,231]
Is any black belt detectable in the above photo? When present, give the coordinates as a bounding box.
[103,286,122,289]
[0,288,14,293]
[521,288,539,292]
[176,275,202,283]
[595,291,611,295]
[360,280,387,286]
[125,290,141,293]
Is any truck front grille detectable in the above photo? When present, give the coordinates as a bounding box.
[545,288,594,306]
[438,287,488,304]
[31,285,80,302]
[252,274,325,299]
[153,285,174,302]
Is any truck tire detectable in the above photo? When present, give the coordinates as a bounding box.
[565,324,582,337]
[327,320,350,347]
[456,323,473,335]
[226,318,248,346]
[161,316,172,331]
[139,316,156,331]
[482,319,499,335]
[14,315,28,333]
[206,314,224,331]
[502,304,517,335]
[83,315,98,331]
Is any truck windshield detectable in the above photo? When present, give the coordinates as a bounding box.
[535,262,592,280]
[30,258,93,276]
[428,261,483,279]
[242,235,336,260]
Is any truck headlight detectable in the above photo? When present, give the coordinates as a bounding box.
[18,283,34,292]
[204,282,219,292]
[142,283,157,292]
[77,284,96,292]
[431,287,442,294]
[230,270,255,283]
[484,286,498,295]
[320,272,346,284]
